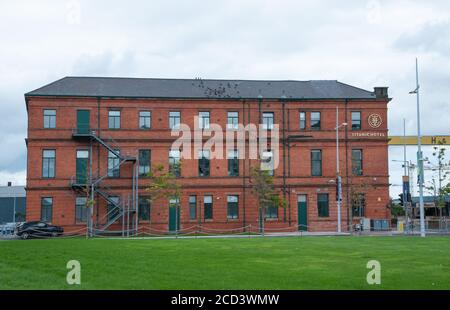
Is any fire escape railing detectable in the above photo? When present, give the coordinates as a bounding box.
[70,128,139,236]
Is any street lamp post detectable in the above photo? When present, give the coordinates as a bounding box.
[410,58,426,237]
[335,107,348,233]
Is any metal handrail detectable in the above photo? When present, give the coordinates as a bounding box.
[70,126,139,236]
[72,127,137,160]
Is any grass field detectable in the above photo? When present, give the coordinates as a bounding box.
[0,236,449,290]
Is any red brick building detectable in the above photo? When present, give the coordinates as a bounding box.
[25,77,390,234]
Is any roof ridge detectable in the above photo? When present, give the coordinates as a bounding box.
[25,76,69,96]
[64,76,336,83]
[25,77,380,100]
[335,80,374,95]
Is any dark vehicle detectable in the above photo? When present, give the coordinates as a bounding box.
[16,221,64,239]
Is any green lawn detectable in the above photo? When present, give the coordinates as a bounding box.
[0,236,449,290]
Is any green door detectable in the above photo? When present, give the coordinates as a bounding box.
[77,110,90,134]
[168,199,180,232]
[297,195,307,231]
[76,150,89,184]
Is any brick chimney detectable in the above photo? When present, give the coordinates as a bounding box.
[374,87,389,99]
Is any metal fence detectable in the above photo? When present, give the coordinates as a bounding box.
[2,219,449,240]
[0,223,20,239]
[403,218,450,234]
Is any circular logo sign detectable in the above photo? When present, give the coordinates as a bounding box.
[368,114,382,128]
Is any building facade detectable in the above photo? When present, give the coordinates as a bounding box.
[25,77,390,233]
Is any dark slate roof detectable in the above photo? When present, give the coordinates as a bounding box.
[26,77,377,100]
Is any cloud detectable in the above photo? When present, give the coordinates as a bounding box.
[72,51,137,76]
[394,21,450,55]
[0,170,26,186]
[0,133,27,173]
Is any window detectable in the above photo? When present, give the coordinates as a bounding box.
[299,112,306,130]
[227,195,239,219]
[108,110,121,129]
[169,150,181,177]
[311,150,322,176]
[169,111,180,129]
[204,195,213,220]
[351,111,361,130]
[42,149,55,178]
[139,150,151,176]
[262,112,274,130]
[107,196,120,221]
[265,203,278,219]
[169,198,180,208]
[198,150,210,177]
[76,150,89,184]
[227,150,239,176]
[311,112,321,130]
[139,111,151,129]
[261,150,274,176]
[41,197,53,222]
[199,111,210,129]
[227,112,239,130]
[317,193,329,217]
[75,197,87,223]
[352,193,366,217]
[352,149,363,176]
[138,197,150,221]
[43,109,56,129]
[108,150,120,178]
[189,196,197,220]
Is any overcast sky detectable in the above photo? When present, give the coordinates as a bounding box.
[1,0,449,197]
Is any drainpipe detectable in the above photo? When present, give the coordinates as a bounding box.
[242,99,246,229]
[247,100,252,229]
[281,95,288,224]
[89,140,93,237]
[96,97,101,227]
[344,99,351,231]
[258,95,262,229]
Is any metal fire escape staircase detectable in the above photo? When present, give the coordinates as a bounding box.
[70,129,139,236]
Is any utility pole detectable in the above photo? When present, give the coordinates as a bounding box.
[403,119,407,176]
[336,107,341,233]
[13,195,16,223]
[335,107,347,233]
[410,58,426,237]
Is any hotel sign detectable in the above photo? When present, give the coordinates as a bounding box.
[352,132,386,138]
[350,113,386,138]
[368,114,382,128]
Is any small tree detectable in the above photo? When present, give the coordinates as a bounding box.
[78,170,95,237]
[250,166,287,235]
[425,142,450,224]
[349,182,372,218]
[347,181,376,232]
[145,163,181,234]
[388,198,405,220]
